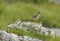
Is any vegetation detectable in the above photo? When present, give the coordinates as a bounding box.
[0,2,60,28]
[5,27,56,41]
[0,0,60,41]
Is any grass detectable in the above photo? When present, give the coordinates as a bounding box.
[4,27,60,41]
[5,27,57,41]
[0,2,60,41]
[0,2,60,28]
[0,2,39,27]
[55,37,60,41]
[39,3,60,28]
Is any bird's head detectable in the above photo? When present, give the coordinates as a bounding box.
[38,12,40,14]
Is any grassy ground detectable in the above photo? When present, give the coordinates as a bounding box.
[0,2,60,28]
[5,27,60,41]
[0,2,60,41]
[1,27,58,41]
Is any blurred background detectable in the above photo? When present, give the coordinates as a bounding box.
[0,0,60,29]
[0,0,60,41]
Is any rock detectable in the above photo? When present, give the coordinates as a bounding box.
[0,30,43,41]
[0,30,20,41]
[19,36,43,41]
[8,24,17,28]
[7,19,55,38]
[19,36,23,41]
[8,33,20,41]
[49,0,60,4]
[15,19,21,27]
[48,30,55,38]
[40,27,47,33]
[0,30,9,41]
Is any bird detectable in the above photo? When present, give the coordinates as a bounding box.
[32,12,41,20]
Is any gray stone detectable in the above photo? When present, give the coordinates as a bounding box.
[7,19,55,38]
[0,30,43,41]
